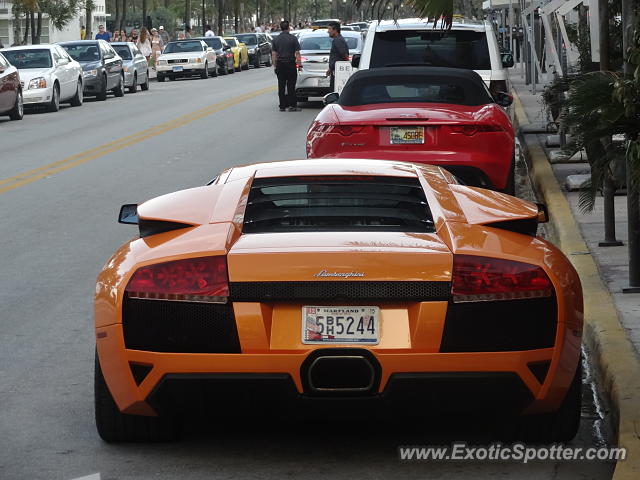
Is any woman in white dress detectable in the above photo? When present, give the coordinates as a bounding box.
[136,27,152,63]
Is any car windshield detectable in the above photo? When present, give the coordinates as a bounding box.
[3,49,53,68]
[225,38,237,47]
[370,30,491,70]
[236,34,257,45]
[299,36,359,51]
[112,45,132,60]
[163,41,203,53]
[202,37,223,49]
[338,73,494,107]
[61,44,101,62]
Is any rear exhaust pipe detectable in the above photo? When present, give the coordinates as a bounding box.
[306,354,376,393]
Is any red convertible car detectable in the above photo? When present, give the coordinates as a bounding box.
[306,67,515,193]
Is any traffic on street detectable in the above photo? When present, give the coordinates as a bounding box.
[0,9,634,480]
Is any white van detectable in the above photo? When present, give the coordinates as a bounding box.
[354,18,513,96]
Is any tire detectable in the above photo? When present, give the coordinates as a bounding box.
[211,63,218,77]
[503,154,516,196]
[9,89,24,120]
[219,62,228,75]
[253,55,260,69]
[265,53,272,67]
[113,74,125,97]
[140,71,150,91]
[157,73,166,82]
[97,74,108,100]
[228,60,235,74]
[94,351,180,442]
[510,357,582,443]
[128,73,137,93]
[70,79,83,106]
[200,63,209,79]
[47,83,60,112]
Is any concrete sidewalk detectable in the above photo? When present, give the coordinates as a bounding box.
[513,75,640,357]
[511,71,640,480]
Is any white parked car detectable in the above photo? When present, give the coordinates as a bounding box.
[156,40,217,81]
[355,18,513,96]
[0,44,83,111]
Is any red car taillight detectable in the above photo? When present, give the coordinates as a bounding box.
[450,125,504,136]
[451,255,553,303]
[325,125,364,136]
[125,256,229,303]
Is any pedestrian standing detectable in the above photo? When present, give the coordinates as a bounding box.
[80,25,86,40]
[95,24,111,41]
[204,24,215,37]
[130,29,139,43]
[150,28,163,68]
[325,21,349,91]
[159,26,170,45]
[137,27,152,63]
[271,20,301,112]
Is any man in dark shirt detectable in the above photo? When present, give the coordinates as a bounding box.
[271,20,302,112]
[326,21,349,90]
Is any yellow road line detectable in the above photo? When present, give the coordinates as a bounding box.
[0,85,276,195]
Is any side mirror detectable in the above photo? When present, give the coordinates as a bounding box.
[501,52,514,68]
[323,92,340,106]
[495,92,513,107]
[118,204,139,224]
[351,53,361,68]
[224,45,231,51]
[536,203,549,223]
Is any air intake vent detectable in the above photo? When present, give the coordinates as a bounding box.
[242,176,434,233]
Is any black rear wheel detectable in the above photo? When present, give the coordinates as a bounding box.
[94,350,180,442]
[113,74,125,97]
[9,90,24,120]
[97,74,108,100]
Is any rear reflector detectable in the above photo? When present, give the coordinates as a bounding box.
[451,255,553,303]
[125,256,229,304]
[450,125,503,136]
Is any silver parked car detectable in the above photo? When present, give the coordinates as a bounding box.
[111,42,149,93]
[295,30,363,102]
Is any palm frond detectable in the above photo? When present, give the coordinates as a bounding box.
[352,0,453,28]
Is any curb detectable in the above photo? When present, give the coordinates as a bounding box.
[512,90,640,479]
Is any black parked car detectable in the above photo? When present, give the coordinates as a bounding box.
[235,33,272,68]
[58,40,124,100]
[194,36,235,75]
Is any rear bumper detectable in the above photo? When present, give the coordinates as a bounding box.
[296,74,331,98]
[307,149,512,191]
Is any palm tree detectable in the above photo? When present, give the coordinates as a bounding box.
[353,0,453,28]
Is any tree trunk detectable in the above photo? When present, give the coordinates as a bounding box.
[217,0,223,35]
[23,12,31,44]
[185,0,191,27]
[34,12,42,44]
[114,0,121,36]
[234,0,239,33]
[86,6,93,40]
[30,10,36,44]
[142,0,147,30]
[120,0,127,32]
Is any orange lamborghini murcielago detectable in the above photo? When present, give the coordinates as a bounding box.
[94,159,583,442]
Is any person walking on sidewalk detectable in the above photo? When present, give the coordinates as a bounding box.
[204,24,215,37]
[136,27,152,63]
[325,21,349,91]
[271,20,302,112]
[159,26,170,45]
[150,28,164,68]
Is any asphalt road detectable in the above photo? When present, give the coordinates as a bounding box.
[0,68,616,480]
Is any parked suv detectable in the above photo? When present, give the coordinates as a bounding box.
[355,18,513,96]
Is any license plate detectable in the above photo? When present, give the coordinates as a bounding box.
[390,126,425,144]
[172,65,184,72]
[302,306,380,344]
[318,76,330,87]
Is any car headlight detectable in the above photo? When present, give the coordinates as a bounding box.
[28,77,47,89]
[83,69,98,78]
[192,57,203,63]
[157,60,167,65]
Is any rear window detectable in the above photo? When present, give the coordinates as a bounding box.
[243,176,433,233]
[236,34,257,45]
[112,45,132,60]
[203,37,223,49]
[370,30,491,70]
[300,36,359,51]
[339,74,494,106]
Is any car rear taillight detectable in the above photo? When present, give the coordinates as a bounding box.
[325,125,364,136]
[125,256,229,303]
[451,255,553,303]
[450,125,504,136]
